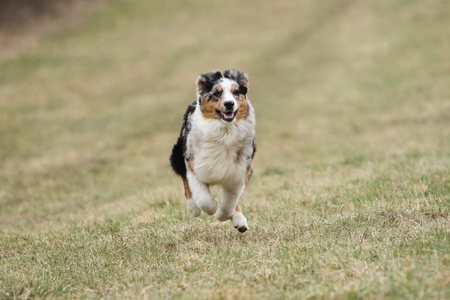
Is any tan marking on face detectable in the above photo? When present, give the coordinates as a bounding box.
[182,177,192,200]
[236,95,249,121]
[201,95,222,120]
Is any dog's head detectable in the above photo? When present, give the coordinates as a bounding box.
[196,69,249,123]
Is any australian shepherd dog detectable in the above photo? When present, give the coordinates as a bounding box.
[170,69,256,233]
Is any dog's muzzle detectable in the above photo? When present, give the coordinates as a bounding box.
[217,101,236,122]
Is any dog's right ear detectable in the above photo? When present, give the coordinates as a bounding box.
[223,69,249,93]
[197,70,223,101]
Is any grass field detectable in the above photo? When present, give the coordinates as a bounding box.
[1,0,449,298]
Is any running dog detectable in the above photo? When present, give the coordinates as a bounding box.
[170,69,256,232]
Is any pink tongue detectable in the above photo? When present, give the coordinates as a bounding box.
[225,112,233,118]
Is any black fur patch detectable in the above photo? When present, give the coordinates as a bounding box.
[238,86,248,95]
[251,139,257,159]
[197,70,223,101]
[224,69,249,94]
[170,102,196,178]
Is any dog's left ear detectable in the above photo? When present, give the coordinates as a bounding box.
[197,70,223,101]
[224,69,249,94]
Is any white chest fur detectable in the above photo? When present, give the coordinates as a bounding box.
[187,105,255,187]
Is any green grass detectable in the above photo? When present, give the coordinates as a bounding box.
[1,0,449,298]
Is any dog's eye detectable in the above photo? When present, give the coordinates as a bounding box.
[233,89,240,96]
[213,91,222,98]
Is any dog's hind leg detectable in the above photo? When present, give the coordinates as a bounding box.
[182,177,201,217]
[186,171,218,216]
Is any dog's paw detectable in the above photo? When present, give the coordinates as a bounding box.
[231,212,248,233]
[198,198,218,216]
[187,199,201,217]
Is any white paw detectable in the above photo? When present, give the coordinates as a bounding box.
[197,198,218,216]
[187,199,201,217]
[231,212,248,233]
[214,209,232,222]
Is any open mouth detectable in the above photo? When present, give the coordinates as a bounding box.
[216,110,236,122]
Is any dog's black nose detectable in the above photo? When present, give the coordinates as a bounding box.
[224,101,234,110]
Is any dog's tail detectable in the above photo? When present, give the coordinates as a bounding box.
[170,102,197,178]
[170,136,186,178]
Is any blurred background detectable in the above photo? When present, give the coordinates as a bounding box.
[1,0,448,230]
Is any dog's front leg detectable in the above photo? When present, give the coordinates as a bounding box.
[214,185,249,232]
[186,170,218,216]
